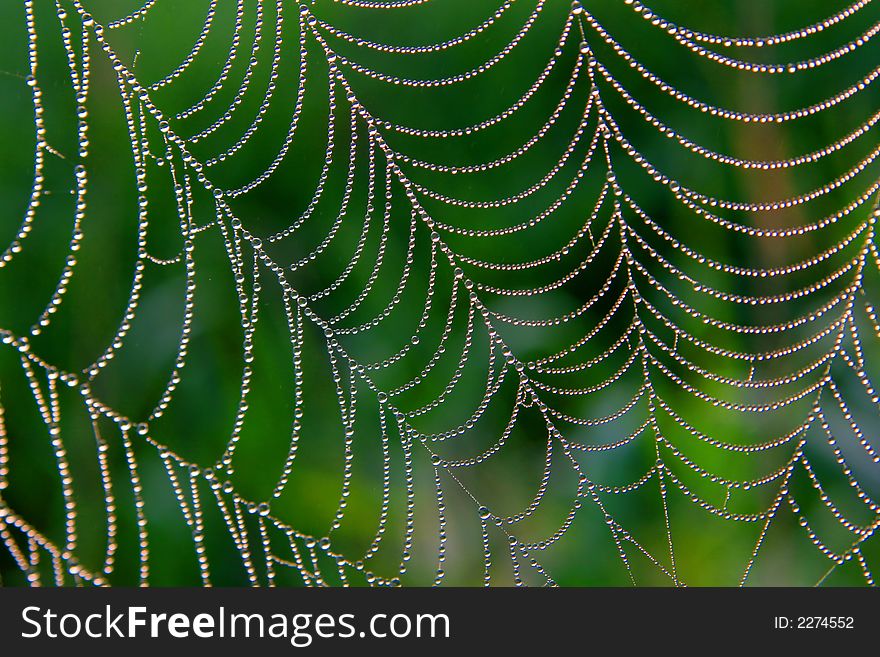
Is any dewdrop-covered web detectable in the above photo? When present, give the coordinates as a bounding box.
[0,0,879,586]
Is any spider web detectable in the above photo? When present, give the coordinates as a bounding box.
[0,0,879,587]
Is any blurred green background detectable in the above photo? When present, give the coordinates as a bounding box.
[0,0,878,586]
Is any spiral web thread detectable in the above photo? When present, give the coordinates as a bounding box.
[0,0,879,586]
